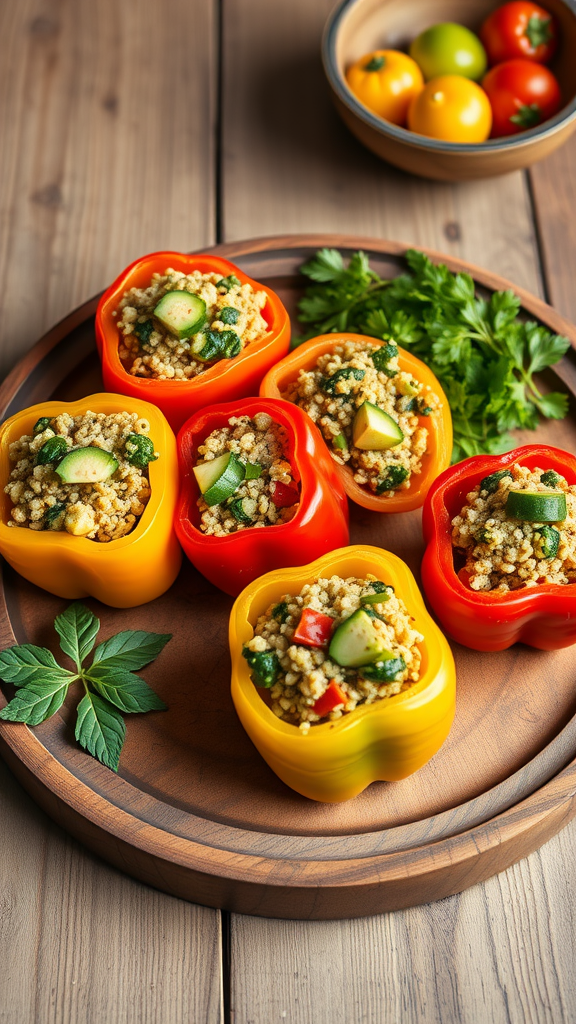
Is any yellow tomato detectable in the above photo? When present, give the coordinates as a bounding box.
[346,50,424,126]
[407,75,492,143]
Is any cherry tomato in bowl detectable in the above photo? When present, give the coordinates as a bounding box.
[408,75,492,143]
[410,23,487,81]
[480,2,558,65]
[345,50,424,126]
[482,59,562,137]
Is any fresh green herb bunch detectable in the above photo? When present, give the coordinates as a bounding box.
[295,248,570,462]
[0,603,171,771]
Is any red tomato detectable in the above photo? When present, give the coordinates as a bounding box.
[480,2,558,65]
[482,59,562,137]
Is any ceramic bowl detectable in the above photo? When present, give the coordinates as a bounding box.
[322,0,576,180]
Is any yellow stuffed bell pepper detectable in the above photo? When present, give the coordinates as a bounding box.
[229,545,456,802]
[0,393,181,607]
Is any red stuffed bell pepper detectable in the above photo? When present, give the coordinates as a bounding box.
[422,444,576,652]
[95,251,291,433]
[175,397,350,596]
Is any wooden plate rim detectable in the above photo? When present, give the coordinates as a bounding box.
[1,234,576,900]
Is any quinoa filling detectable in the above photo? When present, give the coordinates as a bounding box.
[451,464,576,593]
[243,574,423,732]
[115,268,269,381]
[284,339,439,495]
[195,413,299,536]
[4,412,156,542]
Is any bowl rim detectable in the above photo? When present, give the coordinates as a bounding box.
[322,0,576,153]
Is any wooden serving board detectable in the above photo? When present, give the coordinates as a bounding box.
[2,234,576,921]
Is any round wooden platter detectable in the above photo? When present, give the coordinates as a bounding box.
[2,235,576,921]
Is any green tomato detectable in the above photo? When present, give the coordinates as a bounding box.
[410,23,487,81]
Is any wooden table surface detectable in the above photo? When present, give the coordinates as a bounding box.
[1,1,576,1021]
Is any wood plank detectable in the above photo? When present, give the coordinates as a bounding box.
[231,823,576,1024]
[529,135,576,320]
[0,759,223,1024]
[221,0,575,1019]
[0,2,223,1021]
[221,0,542,295]
[0,0,217,381]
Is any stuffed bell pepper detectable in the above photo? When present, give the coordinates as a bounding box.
[422,444,576,651]
[175,397,349,596]
[229,545,456,801]
[260,333,452,513]
[0,394,181,607]
[96,251,291,432]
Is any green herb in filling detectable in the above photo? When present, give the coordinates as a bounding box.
[125,434,158,469]
[219,306,240,326]
[376,465,409,493]
[133,319,155,345]
[35,436,69,466]
[242,647,281,688]
[480,469,513,495]
[321,367,365,394]
[540,470,562,488]
[33,417,52,435]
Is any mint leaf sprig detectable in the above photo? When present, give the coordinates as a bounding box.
[295,248,570,462]
[0,603,171,771]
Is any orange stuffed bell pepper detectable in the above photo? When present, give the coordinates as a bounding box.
[229,545,456,802]
[175,397,349,596]
[95,251,291,432]
[260,333,452,512]
[0,394,181,607]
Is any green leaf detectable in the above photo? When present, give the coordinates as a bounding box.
[525,323,570,374]
[91,630,172,672]
[0,677,70,725]
[300,249,344,283]
[87,666,166,713]
[0,645,74,687]
[363,308,390,339]
[532,391,569,420]
[75,692,125,772]
[54,602,100,668]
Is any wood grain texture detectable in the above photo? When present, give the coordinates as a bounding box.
[221,0,542,295]
[0,0,217,381]
[0,757,223,1024]
[0,2,223,1021]
[231,821,576,1024]
[530,134,576,321]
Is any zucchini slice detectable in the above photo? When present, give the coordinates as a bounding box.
[328,609,389,668]
[352,402,403,451]
[56,447,118,484]
[505,490,567,523]
[153,291,206,339]
[193,452,245,506]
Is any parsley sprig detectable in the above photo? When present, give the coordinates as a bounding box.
[0,603,171,771]
[296,248,570,461]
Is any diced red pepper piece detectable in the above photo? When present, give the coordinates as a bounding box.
[270,480,299,508]
[292,607,335,647]
[313,679,347,718]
